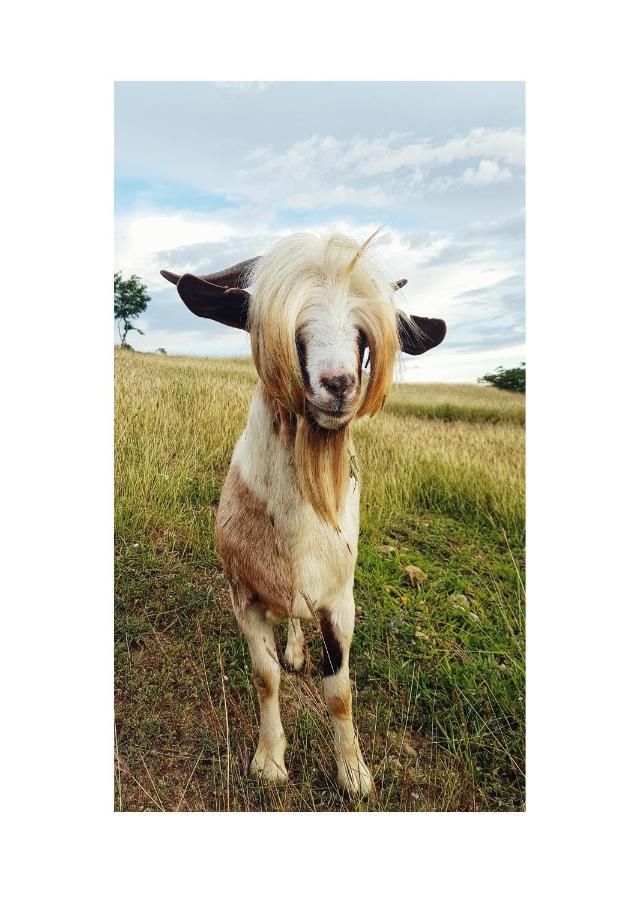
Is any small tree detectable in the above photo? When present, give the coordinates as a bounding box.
[114,272,151,347]
[479,362,526,393]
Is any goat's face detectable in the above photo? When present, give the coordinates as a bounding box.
[160,233,447,433]
[295,299,367,430]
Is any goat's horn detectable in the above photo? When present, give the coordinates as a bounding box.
[161,256,261,290]
[393,278,408,291]
[201,256,261,288]
[160,270,180,285]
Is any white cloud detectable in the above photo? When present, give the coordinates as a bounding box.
[212,81,271,93]
[115,212,237,288]
[401,343,526,383]
[431,159,514,191]
[114,211,521,358]
[284,184,392,209]
[116,322,251,357]
[115,84,524,382]
[461,159,513,186]
[244,128,524,186]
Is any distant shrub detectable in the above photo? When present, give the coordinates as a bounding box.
[156,348,168,355]
[479,363,525,393]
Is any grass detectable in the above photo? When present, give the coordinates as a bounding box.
[115,350,525,811]
[386,381,525,425]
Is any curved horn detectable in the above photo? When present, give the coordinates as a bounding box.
[160,255,260,332]
[160,256,261,290]
[393,278,407,291]
[160,269,180,285]
[200,256,261,288]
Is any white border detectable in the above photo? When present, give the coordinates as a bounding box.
[4,1,638,896]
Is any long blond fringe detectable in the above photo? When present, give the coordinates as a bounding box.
[248,231,399,528]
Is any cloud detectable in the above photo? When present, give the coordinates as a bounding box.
[402,343,526,383]
[461,159,513,186]
[119,323,251,357]
[244,127,523,180]
[115,209,282,291]
[114,207,524,375]
[468,208,525,241]
[114,85,525,381]
[284,184,392,209]
[430,160,514,191]
[239,128,524,208]
[213,81,271,93]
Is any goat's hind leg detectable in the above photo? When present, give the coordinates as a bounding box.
[235,594,287,783]
[284,618,306,672]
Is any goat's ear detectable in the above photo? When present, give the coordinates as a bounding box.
[160,270,251,331]
[397,314,447,355]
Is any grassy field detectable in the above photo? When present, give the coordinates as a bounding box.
[115,349,525,812]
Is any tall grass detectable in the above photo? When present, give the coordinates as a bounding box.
[116,352,524,541]
[115,349,525,811]
[386,381,525,425]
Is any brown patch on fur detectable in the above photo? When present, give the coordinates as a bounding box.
[253,669,273,702]
[215,464,295,619]
[327,691,351,720]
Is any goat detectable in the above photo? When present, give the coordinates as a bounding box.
[161,232,446,796]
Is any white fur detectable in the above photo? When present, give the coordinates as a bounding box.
[231,387,372,795]
[222,232,403,796]
[298,298,361,428]
[234,388,360,620]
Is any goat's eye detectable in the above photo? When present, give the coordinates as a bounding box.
[357,329,368,355]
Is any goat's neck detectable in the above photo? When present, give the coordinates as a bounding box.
[240,382,353,526]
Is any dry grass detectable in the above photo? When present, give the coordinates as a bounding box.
[386,381,525,424]
[115,349,525,811]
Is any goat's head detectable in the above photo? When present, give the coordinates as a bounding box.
[161,232,446,432]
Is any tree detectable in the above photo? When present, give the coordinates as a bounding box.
[479,362,526,393]
[114,272,151,347]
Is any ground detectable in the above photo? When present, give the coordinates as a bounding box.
[115,350,525,811]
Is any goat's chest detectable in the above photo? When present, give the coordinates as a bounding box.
[278,476,360,609]
[227,406,360,614]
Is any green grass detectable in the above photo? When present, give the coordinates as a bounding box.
[386,381,525,425]
[115,350,525,811]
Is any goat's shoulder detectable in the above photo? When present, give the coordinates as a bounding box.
[215,462,295,620]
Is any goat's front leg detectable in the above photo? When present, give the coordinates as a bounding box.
[236,599,287,783]
[320,596,373,797]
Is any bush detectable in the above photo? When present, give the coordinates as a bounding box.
[478,363,525,393]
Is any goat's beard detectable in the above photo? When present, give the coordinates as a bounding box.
[293,415,351,530]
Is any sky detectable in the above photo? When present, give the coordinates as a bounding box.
[114,82,525,382]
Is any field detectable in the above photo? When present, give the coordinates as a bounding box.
[115,349,525,812]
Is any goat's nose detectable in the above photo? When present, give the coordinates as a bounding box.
[320,372,356,398]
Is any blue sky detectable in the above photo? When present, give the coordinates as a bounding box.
[115,82,524,382]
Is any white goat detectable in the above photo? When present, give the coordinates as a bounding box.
[161,232,446,796]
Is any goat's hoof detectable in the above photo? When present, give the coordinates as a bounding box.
[284,644,306,672]
[337,757,373,798]
[250,746,288,783]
